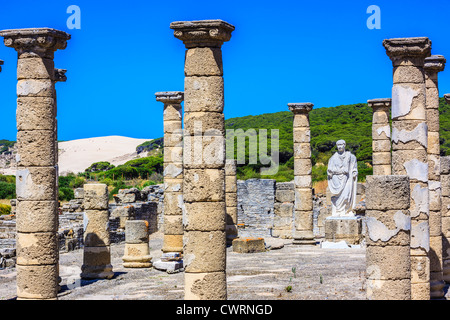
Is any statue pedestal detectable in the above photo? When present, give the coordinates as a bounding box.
[324,216,362,245]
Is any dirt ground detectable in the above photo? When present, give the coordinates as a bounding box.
[0,232,370,301]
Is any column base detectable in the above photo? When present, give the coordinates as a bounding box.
[293,230,316,245]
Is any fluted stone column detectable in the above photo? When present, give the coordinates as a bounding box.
[441,155,450,283]
[383,37,431,300]
[288,103,315,245]
[122,220,152,268]
[0,28,70,300]
[368,98,392,175]
[156,91,184,254]
[365,175,411,300]
[225,159,238,245]
[81,183,114,279]
[424,55,446,298]
[170,19,234,300]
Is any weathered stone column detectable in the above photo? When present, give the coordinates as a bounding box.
[156,91,184,254]
[441,155,450,283]
[288,103,315,245]
[424,55,446,298]
[0,28,70,300]
[170,19,234,300]
[365,175,411,300]
[368,98,392,175]
[122,220,152,268]
[383,37,431,300]
[81,184,114,279]
[225,159,238,245]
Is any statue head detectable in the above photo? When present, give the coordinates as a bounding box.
[336,140,346,154]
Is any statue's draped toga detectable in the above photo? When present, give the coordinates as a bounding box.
[327,141,358,217]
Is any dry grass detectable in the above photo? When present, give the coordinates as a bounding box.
[0,199,11,206]
[313,180,328,195]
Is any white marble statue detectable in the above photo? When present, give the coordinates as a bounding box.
[327,140,358,217]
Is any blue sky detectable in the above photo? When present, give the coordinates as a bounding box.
[1,0,450,141]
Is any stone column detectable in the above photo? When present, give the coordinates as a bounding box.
[156,91,184,254]
[170,19,234,300]
[368,98,392,175]
[365,175,411,300]
[288,103,315,245]
[122,220,152,268]
[383,37,432,300]
[0,28,70,300]
[81,184,114,279]
[441,155,450,283]
[424,55,446,298]
[225,159,238,245]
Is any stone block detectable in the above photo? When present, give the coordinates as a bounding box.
[294,188,313,211]
[16,167,57,201]
[183,111,225,136]
[366,245,411,280]
[16,232,58,265]
[164,146,183,164]
[365,209,410,246]
[17,57,54,80]
[185,47,223,76]
[372,152,391,165]
[274,202,294,217]
[17,79,53,97]
[83,184,109,210]
[81,246,114,279]
[164,215,183,235]
[162,234,183,253]
[275,189,294,203]
[293,142,311,159]
[163,191,183,216]
[366,279,411,300]
[293,128,310,144]
[16,200,57,233]
[184,201,226,231]
[183,134,225,169]
[365,175,410,210]
[293,159,312,175]
[324,216,362,245]
[184,272,227,300]
[84,210,110,247]
[184,76,224,113]
[225,175,237,193]
[16,264,58,299]
[232,237,266,253]
[183,169,225,202]
[16,97,55,131]
[183,230,226,272]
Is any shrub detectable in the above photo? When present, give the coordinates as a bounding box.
[0,181,15,199]
[59,187,74,201]
[0,204,11,215]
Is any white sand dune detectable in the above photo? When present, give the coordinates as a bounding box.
[57,136,152,175]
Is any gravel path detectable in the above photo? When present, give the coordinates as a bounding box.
[0,232,368,300]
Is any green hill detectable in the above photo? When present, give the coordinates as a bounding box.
[225,97,450,182]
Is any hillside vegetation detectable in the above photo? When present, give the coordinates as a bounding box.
[1,98,450,200]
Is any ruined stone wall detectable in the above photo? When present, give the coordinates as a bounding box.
[237,179,275,238]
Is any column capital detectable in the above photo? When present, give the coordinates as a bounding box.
[170,19,235,48]
[367,98,391,109]
[424,55,446,73]
[155,91,184,104]
[54,68,67,82]
[0,28,70,58]
[383,37,431,65]
[288,103,313,114]
[445,93,450,104]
